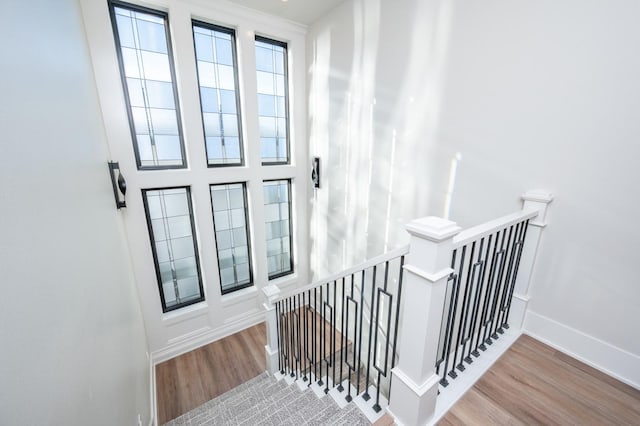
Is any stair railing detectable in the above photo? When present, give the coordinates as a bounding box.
[263,245,408,413]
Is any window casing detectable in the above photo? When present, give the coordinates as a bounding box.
[109,1,186,170]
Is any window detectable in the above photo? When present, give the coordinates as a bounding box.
[255,36,289,164]
[109,1,185,169]
[263,179,293,278]
[193,21,244,167]
[210,183,253,294]
[142,187,204,312]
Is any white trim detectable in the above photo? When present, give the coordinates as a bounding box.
[524,310,640,390]
[391,368,440,397]
[403,265,454,284]
[151,310,265,363]
[429,328,522,425]
[149,354,157,426]
[452,209,538,249]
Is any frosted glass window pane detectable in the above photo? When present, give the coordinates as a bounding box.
[275,50,284,74]
[110,3,185,169]
[193,22,243,166]
[136,19,167,54]
[151,218,166,241]
[213,210,230,230]
[122,48,141,78]
[154,136,181,162]
[171,236,195,259]
[200,88,218,113]
[141,51,171,82]
[217,65,235,90]
[219,90,236,113]
[261,138,277,162]
[150,109,178,135]
[222,114,238,137]
[115,15,135,48]
[203,113,221,136]
[167,215,192,239]
[127,78,145,107]
[174,257,196,279]
[162,282,177,305]
[256,72,274,95]
[177,277,200,298]
[206,138,223,160]
[146,80,174,109]
[263,180,293,278]
[210,183,252,293]
[276,75,285,96]
[159,261,172,283]
[163,193,188,216]
[216,230,232,250]
[258,94,276,117]
[197,61,217,88]
[259,117,277,137]
[255,47,273,72]
[215,38,233,65]
[194,33,214,62]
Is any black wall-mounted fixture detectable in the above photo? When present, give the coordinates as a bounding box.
[108,161,127,209]
[311,157,320,189]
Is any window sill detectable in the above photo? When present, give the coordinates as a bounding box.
[221,285,258,307]
[162,301,209,326]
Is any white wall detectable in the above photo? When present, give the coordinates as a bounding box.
[308,0,640,381]
[0,0,151,424]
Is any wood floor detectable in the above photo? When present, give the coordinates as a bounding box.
[155,323,266,425]
[156,324,640,425]
[440,334,640,425]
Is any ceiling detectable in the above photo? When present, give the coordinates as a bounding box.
[227,0,347,25]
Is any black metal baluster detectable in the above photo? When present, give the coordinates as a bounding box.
[480,229,507,351]
[313,287,318,381]
[495,222,522,334]
[448,245,467,378]
[373,261,391,412]
[487,226,514,342]
[480,231,503,350]
[289,297,294,377]
[356,269,366,396]
[303,291,308,382]
[318,286,324,386]
[449,243,470,373]
[503,220,530,327]
[388,256,405,399]
[492,224,518,338]
[439,249,459,386]
[455,242,476,371]
[331,277,344,392]
[471,234,493,356]
[295,295,301,380]
[363,265,377,401]
[345,273,356,402]
[325,281,331,393]
[332,280,337,388]
[464,239,485,363]
[276,300,282,374]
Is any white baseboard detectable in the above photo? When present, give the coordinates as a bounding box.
[150,310,266,364]
[524,310,640,390]
[429,328,521,425]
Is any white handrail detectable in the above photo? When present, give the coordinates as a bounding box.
[452,209,538,249]
[275,244,410,303]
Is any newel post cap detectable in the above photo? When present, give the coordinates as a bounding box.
[522,190,554,204]
[262,284,281,306]
[406,216,461,242]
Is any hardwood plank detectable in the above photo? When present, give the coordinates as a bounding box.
[155,322,266,425]
[440,335,640,425]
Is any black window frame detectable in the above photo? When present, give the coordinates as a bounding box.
[141,186,205,313]
[108,0,187,170]
[192,20,245,168]
[255,35,291,166]
[263,178,294,280]
[209,182,254,295]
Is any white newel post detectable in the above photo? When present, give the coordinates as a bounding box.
[262,284,281,375]
[509,190,554,330]
[388,217,461,426]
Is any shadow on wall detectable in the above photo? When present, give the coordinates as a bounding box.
[308,0,456,279]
